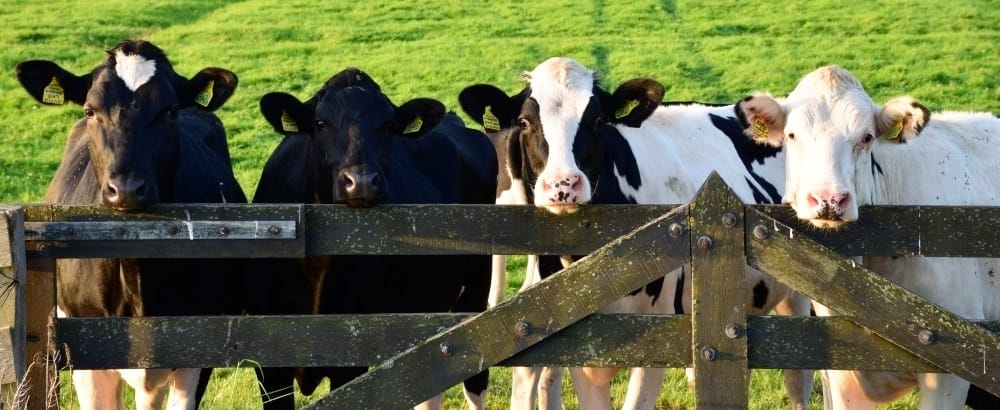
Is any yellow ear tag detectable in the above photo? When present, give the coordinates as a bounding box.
[403,116,423,134]
[280,110,298,133]
[482,105,500,132]
[885,118,903,140]
[194,80,214,107]
[614,99,640,119]
[753,117,769,140]
[42,77,65,105]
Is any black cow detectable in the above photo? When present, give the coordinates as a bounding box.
[252,68,496,409]
[15,40,245,409]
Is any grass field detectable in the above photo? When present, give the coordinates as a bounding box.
[1,0,998,408]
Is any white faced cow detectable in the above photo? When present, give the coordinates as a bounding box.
[737,65,1000,410]
[461,57,813,410]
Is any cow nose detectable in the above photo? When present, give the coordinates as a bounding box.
[103,177,149,211]
[806,190,851,219]
[337,166,382,207]
[539,172,585,204]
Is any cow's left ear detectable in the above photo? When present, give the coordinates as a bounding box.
[181,68,238,111]
[877,97,930,143]
[607,78,664,127]
[395,98,446,138]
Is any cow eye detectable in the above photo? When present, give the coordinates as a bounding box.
[862,133,874,144]
[787,132,796,141]
[313,119,327,129]
[167,107,179,119]
[518,118,530,129]
[84,107,95,118]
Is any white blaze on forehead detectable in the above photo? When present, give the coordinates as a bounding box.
[526,58,594,176]
[114,51,157,91]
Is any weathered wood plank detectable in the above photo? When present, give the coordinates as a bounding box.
[24,220,295,241]
[747,208,1000,396]
[307,206,689,409]
[690,173,749,408]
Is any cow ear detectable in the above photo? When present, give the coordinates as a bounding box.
[459,84,520,133]
[736,93,786,147]
[877,97,929,143]
[395,98,446,138]
[608,78,664,127]
[260,92,312,135]
[182,68,238,111]
[15,60,91,106]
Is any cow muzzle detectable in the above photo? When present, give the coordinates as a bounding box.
[800,189,853,228]
[103,175,153,211]
[534,171,589,214]
[336,165,383,207]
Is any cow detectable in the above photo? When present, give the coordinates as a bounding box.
[254,67,496,410]
[15,40,245,410]
[736,65,1000,410]
[459,57,813,410]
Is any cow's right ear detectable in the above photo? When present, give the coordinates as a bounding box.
[260,92,312,135]
[15,60,92,106]
[459,84,521,133]
[736,93,786,147]
[608,78,664,127]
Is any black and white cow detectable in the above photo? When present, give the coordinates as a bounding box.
[460,57,812,409]
[15,40,245,409]
[254,68,496,410]
[738,65,1000,410]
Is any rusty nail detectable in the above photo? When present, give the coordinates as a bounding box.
[167,226,178,236]
[753,224,770,239]
[219,226,230,236]
[724,323,743,339]
[918,329,936,345]
[268,225,281,235]
[701,346,718,361]
[114,227,126,238]
[669,223,684,238]
[697,236,712,251]
[439,342,453,357]
[514,320,531,337]
[721,213,737,228]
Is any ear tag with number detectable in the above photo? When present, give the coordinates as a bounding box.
[753,117,769,140]
[483,105,500,133]
[885,118,903,140]
[194,80,214,107]
[280,110,298,133]
[403,116,423,134]
[42,77,65,105]
[614,99,640,119]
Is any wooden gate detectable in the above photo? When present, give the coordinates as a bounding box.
[2,173,999,409]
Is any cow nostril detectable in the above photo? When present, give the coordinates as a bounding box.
[105,183,120,201]
[806,194,819,208]
[837,193,851,209]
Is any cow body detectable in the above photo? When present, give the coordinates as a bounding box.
[738,65,1000,409]
[16,40,244,410]
[460,57,811,410]
[253,68,495,410]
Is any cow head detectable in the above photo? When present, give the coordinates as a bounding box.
[736,65,929,228]
[15,40,238,211]
[459,57,663,214]
[260,68,445,207]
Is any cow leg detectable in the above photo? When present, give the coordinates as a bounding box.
[462,370,488,410]
[165,368,201,410]
[414,394,444,410]
[916,373,969,410]
[255,367,296,409]
[622,367,666,410]
[510,366,543,410]
[489,254,507,307]
[119,368,171,410]
[72,369,125,410]
[812,301,877,410]
[569,367,617,409]
[772,291,814,410]
[537,366,563,409]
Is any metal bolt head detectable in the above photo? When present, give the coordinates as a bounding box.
[721,213,738,228]
[219,226,230,236]
[114,227,126,238]
[439,342,453,357]
[753,224,770,240]
[669,223,684,238]
[167,226,179,236]
[697,236,713,251]
[918,329,936,345]
[268,225,281,235]
[724,323,743,339]
[701,346,718,361]
[514,320,531,337]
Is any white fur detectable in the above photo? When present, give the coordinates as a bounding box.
[114,51,157,92]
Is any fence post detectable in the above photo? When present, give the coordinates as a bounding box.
[689,173,749,408]
[1,207,27,409]
[22,212,57,410]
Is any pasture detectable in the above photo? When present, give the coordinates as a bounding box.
[1,0,997,408]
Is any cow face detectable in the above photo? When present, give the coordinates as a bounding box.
[15,40,237,211]
[260,68,445,207]
[460,57,663,214]
[736,66,929,228]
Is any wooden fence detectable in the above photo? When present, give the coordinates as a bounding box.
[1,173,999,409]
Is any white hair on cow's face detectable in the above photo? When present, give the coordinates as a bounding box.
[114,51,157,92]
[789,65,864,99]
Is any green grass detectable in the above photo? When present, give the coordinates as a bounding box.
[2,0,997,408]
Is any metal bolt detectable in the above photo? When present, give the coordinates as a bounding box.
[669,223,684,238]
[918,329,936,345]
[37,242,51,255]
[114,227,126,238]
[697,236,713,251]
[167,226,178,236]
[753,224,770,239]
[514,320,531,337]
[724,323,743,339]
[721,213,737,228]
[701,346,718,361]
[219,226,230,236]
[268,225,281,235]
[439,342,453,357]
